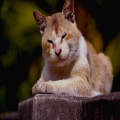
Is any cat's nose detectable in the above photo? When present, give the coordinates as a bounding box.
[55,49,61,57]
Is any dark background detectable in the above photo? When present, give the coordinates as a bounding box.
[0,0,120,113]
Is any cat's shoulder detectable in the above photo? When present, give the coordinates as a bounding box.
[85,40,97,54]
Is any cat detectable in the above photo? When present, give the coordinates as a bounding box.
[32,0,113,97]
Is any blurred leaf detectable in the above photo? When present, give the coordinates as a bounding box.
[29,57,44,83]
[1,1,45,51]
[29,60,40,83]
[1,47,17,68]
[87,18,103,52]
[105,33,120,75]
[17,81,31,101]
[1,1,45,67]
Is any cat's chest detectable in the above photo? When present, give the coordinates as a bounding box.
[44,66,70,81]
[49,73,69,81]
[49,71,69,81]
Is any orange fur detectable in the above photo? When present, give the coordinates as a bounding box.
[32,10,113,97]
[65,34,72,41]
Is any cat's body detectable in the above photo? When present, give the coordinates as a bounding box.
[32,0,113,97]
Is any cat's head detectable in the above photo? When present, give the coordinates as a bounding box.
[33,0,81,67]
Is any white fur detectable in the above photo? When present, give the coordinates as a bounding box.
[71,35,89,74]
[91,91,102,97]
[79,35,88,64]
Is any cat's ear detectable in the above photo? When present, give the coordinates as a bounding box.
[33,10,47,34]
[62,0,75,23]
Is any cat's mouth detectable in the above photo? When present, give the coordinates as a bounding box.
[58,58,66,62]
[57,55,69,63]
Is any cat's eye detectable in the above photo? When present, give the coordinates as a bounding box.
[61,33,67,40]
[48,40,53,44]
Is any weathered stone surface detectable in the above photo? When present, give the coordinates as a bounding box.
[0,112,18,120]
[18,92,120,120]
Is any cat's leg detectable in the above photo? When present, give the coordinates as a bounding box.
[32,73,45,95]
[32,76,91,97]
[91,90,103,97]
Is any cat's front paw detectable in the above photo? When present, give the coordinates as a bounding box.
[32,82,47,95]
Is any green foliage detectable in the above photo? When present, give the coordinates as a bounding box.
[1,1,45,68]
[1,46,17,68]
[105,34,120,75]
[17,80,31,101]
[0,0,45,112]
[1,1,41,51]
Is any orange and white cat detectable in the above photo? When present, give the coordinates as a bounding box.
[32,0,113,97]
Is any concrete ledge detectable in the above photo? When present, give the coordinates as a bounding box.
[18,92,120,120]
[0,112,18,120]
